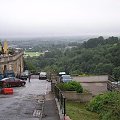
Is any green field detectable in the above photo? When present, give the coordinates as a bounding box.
[66,101,99,120]
[24,52,43,57]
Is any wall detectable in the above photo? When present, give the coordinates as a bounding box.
[73,75,108,95]
[0,51,24,76]
[63,91,92,102]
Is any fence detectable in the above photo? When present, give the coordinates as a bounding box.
[107,75,120,91]
[54,85,66,119]
[108,75,117,82]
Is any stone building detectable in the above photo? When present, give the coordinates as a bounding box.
[0,40,24,76]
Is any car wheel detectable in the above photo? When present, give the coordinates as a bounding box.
[6,83,11,88]
[8,84,12,88]
[21,83,25,86]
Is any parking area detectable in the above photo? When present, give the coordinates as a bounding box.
[0,77,51,120]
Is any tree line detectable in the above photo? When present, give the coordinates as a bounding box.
[25,36,120,81]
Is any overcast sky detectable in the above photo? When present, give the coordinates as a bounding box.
[0,0,120,37]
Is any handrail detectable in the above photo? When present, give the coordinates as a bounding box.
[54,85,66,119]
[107,75,120,91]
[108,75,117,82]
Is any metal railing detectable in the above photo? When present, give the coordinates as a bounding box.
[107,75,120,91]
[54,85,66,118]
[108,75,117,82]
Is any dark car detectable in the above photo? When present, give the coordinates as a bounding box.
[0,73,3,81]
[4,70,15,78]
[0,77,26,88]
[20,72,28,80]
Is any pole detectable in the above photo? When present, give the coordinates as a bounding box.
[64,97,66,120]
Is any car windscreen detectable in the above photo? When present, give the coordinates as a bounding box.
[9,77,15,81]
[62,75,71,79]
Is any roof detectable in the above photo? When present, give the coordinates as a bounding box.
[59,72,66,75]
[73,75,108,83]
[40,72,47,75]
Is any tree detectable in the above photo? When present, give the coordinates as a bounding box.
[94,63,114,75]
[87,91,120,120]
[112,66,120,81]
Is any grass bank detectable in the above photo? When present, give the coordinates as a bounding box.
[66,101,99,120]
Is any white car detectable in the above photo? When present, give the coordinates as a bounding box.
[39,72,47,80]
[60,75,72,83]
[112,81,120,85]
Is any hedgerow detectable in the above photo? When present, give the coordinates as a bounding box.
[87,91,120,120]
[56,81,83,93]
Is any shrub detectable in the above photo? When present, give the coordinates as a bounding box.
[56,81,83,93]
[87,91,120,120]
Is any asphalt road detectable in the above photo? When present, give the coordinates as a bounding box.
[0,78,51,120]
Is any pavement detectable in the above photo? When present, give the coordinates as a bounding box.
[42,92,72,120]
[42,92,60,120]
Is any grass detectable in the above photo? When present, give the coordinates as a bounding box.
[66,101,99,120]
[24,52,43,57]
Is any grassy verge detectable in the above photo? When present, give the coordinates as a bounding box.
[66,101,99,120]
[24,52,43,57]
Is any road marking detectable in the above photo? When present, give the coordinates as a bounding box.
[33,109,42,117]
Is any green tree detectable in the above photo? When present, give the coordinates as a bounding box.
[94,63,113,75]
[112,66,120,81]
[87,91,120,120]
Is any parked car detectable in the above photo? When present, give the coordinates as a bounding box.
[60,75,72,83]
[4,70,15,78]
[39,72,47,80]
[20,72,28,80]
[111,81,120,87]
[24,70,30,78]
[0,77,26,88]
[19,70,31,80]
[0,73,3,81]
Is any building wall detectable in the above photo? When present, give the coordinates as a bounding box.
[0,51,24,76]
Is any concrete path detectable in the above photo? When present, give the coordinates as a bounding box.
[42,92,60,120]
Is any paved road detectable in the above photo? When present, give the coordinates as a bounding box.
[0,78,51,120]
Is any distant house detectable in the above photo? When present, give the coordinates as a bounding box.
[65,46,77,49]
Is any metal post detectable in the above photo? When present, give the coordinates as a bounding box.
[63,97,66,120]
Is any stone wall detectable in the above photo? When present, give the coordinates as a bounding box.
[73,75,108,95]
[62,91,92,102]
[0,51,24,76]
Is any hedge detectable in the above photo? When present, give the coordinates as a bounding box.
[87,91,120,120]
[56,81,83,93]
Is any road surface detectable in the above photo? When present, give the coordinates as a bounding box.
[0,78,51,120]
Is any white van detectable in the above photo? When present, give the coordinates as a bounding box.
[39,72,47,80]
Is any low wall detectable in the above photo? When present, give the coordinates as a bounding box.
[62,91,92,102]
[73,75,108,95]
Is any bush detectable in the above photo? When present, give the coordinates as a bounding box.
[87,91,120,120]
[56,81,83,93]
